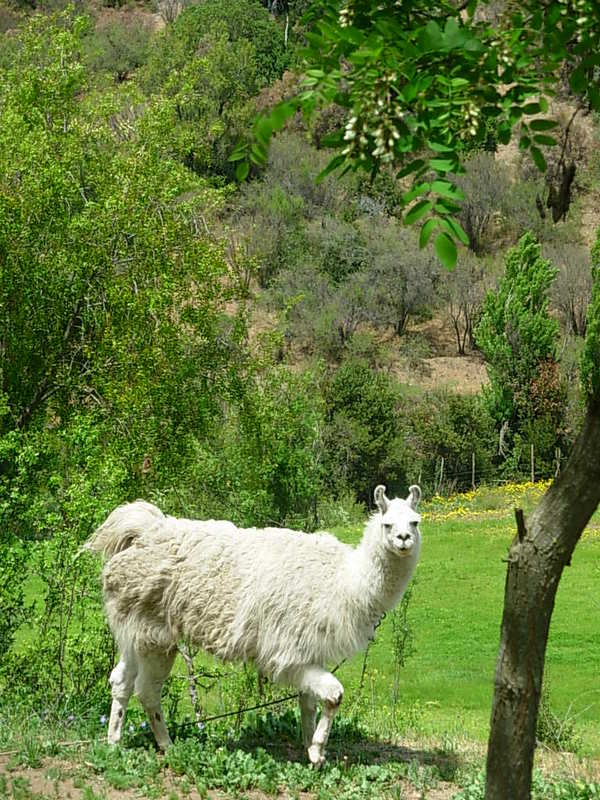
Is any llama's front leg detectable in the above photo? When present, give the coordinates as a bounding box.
[108,652,138,745]
[134,650,176,751]
[299,692,317,749]
[296,666,344,767]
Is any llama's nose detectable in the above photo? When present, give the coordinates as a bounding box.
[396,531,410,542]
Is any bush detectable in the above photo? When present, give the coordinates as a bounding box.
[357,216,439,336]
[398,391,497,494]
[163,366,327,529]
[453,151,511,254]
[153,0,288,88]
[476,233,560,423]
[323,359,406,502]
[84,17,153,82]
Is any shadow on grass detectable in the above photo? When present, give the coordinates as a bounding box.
[158,709,464,782]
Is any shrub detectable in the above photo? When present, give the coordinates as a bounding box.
[323,359,405,502]
[84,17,153,82]
[453,151,511,254]
[161,0,287,87]
[398,391,497,494]
[357,217,439,336]
[476,233,567,472]
[544,242,593,338]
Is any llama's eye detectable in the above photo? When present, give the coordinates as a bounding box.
[383,523,393,534]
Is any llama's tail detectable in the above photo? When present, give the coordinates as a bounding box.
[82,500,165,560]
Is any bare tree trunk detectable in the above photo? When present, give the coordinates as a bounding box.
[485,401,600,800]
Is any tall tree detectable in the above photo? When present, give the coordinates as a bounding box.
[239,2,600,797]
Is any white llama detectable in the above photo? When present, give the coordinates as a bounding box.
[84,484,421,765]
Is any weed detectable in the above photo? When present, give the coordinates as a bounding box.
[537,683,582,753]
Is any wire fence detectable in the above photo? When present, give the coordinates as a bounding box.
[411,445,563,498]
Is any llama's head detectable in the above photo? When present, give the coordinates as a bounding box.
[374,484,421,557]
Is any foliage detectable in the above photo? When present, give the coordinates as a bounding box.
[476,233,560,425]
[398,390,497,494]
[356,216,439,336]
[143,0,287,92]
[536,682,581,753]
[83,17,153,83]
[546,242,593,338]
[452,151,511,254]
[455,770,600,800]
[238,0,600,266]
[140,30,261,178]
[323,358,404,501]
[154,365,327,528]
[439,252,493,355]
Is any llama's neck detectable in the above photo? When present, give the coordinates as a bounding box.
[348,515,419,621]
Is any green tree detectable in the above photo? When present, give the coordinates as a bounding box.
[476,232,564,469]
[323,358,404,502]
[0,11,238,441]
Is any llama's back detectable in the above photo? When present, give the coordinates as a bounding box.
[169,524,361,676]
[99,514,357,673]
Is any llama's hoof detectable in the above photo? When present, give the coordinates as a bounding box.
[308,745,325,768]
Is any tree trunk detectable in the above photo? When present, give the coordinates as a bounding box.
[485,401,600,800]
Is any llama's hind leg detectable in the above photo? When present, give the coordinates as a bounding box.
[295,666,343,767]
[134,649,176,751]
[108,647,138,745]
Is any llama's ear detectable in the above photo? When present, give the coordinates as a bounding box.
[407,485,421,510]
[374,485,389,514]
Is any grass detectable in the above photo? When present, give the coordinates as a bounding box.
[2,480,600,798]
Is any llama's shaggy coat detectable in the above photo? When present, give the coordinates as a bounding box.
[85,485,422,764]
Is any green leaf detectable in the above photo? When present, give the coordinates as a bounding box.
[397,159,426,178]
[235,160,250,181]
[431,180,464,200]
[404,199,433,225]
[249,141,268,165]
[530,146,547,172]
[254,117,273,147]
[533,134,557,147]
[316,154,346,183]
[427,140,454,153]
[269,101,296,131]
[434,232,457,269]
[434,199,461,215]
[421,20,443,50]
[402,182,431,204]
[419,218,437,249]
[529,118,558,131]
[440,217,470,246]
[428,157,457,173]
[228,145,247,163]
[570,65,586,93]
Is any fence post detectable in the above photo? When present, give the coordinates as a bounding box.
[530,443,535,483]
[472,452,476,490]
[437,457,444,494]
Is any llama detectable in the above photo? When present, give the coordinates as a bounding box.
[84,484,422,765]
